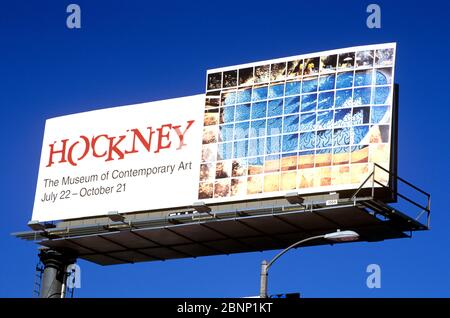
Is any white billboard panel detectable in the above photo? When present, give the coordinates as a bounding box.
[32,95,204,222]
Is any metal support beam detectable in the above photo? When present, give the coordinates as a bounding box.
[129,230,194,258]
[38,248,76,298]
[97,235,164,261]
[164,227,226,255]
[67,238,131,264]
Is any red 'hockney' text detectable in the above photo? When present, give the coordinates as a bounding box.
[46,120,195,167]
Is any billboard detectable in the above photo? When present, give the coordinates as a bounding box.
[199,43,396,202]
[32,95,205,222]
[32,43,396,222]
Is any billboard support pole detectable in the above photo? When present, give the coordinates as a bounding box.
[38,248,76,298]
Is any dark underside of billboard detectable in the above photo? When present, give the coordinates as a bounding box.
[14,171,430,266]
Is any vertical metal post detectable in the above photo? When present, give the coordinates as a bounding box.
[38,248,76,298]
[371,164,375,198]
[260,260,268,298]
[60,273,67,299]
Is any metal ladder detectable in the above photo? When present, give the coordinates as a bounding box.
[33,261,44,298]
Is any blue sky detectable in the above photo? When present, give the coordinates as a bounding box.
[1,0,449,297]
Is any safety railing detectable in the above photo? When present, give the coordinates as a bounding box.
[350,163,431,229]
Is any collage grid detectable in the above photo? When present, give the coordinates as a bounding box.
[199,46,395,199]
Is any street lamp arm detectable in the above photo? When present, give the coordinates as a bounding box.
[260,230,359,298]
[266,235,326,270]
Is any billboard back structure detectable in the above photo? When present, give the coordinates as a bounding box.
[32,43,396,222]
[200,43,396,203]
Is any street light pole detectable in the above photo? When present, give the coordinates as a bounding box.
[259,235,325,298]
[260,260,268,298]
[259,230,359,298]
